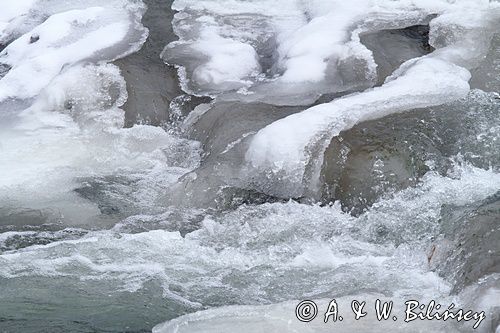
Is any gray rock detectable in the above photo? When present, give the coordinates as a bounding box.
[114,0,183,127]
[166,101,303,209]
[470,33,500,93]
[432,192,500,293]
[321,90,500,214]
[361,24,433,85]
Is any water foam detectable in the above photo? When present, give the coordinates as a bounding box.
[0,165,498,329]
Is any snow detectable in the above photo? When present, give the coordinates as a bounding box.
[0,6,146,100]
[0,0,200,223]
[242,0,500,196]
[0,0,36,39]
[191,27,261,91]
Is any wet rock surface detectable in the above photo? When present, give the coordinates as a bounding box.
[190,102,303,157]
[172,24,439,211]
[115,0,182,126]
[1,1,499,332]
[175,89,499,212]
[433,192,500,293]
[162,101,305,209]
[361,25,433,85]
[0,207,61,230]
[471,33,500,93]
[321,90,500,214]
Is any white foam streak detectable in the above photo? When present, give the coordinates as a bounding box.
[1,165,497,298]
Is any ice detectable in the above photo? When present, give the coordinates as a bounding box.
[152,298,458,333]
[276,0,371,84]
[1,0,499,331]
[320,90,500,213]
[245,58,471,197]
[0,0,201,225]
[152,283,500,333]
[0,0,36,41]
[166,0,496,105]
[0,6,147,100]
[166,0,499,197]
[244,3,500,198]
[0,64,201,224]
[0,0,146,42]
[191,28,261,92]
[165,0,365,102]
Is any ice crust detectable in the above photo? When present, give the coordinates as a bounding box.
[1,1,499,331]
[245,2,499,197]
[0,2,148,100]
[168,0,499,198]
[168,0,500,198]
[0,0,201,223]
[152,284,500,333]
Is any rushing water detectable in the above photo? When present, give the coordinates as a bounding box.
[0,0,499,332]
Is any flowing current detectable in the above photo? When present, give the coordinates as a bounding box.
[0,0,499,332]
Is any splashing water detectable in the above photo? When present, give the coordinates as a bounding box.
[0,0,499,332]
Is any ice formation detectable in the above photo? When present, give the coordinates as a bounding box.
[165,0,500,197]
